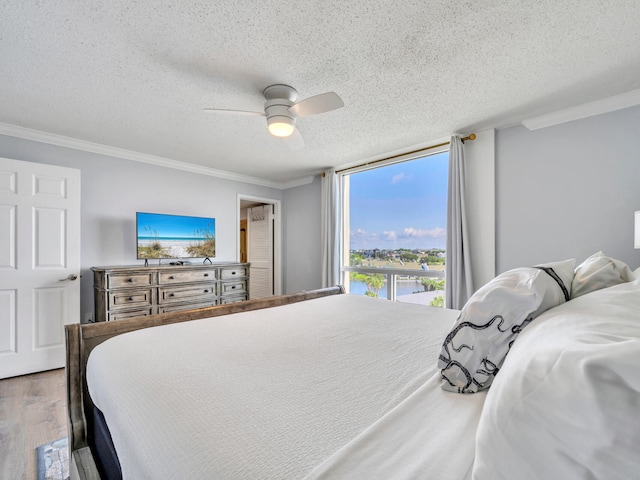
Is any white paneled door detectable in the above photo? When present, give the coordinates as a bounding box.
[0,158,80,379]
[248,204,274,299]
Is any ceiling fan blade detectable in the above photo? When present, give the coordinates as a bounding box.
[284,127,305,150]
[288,92,344,117]
[203,108,264,116]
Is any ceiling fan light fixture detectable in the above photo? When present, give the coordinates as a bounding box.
[205,84,343,144]
[267,116,295,137]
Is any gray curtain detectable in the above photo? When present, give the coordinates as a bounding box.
[321,168,340,288]
[445,136,474,309]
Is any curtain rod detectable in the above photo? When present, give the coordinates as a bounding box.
[328,133,476,176]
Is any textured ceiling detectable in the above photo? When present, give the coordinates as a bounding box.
[2,1,640,185]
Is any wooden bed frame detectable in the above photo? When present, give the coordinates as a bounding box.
[65,285,345,480]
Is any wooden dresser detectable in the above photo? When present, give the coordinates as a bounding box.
[92,262,249,322]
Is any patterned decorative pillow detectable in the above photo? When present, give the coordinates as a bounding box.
[571,251,635,299]
[438,259,575,394]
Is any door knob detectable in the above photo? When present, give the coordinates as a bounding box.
[59,274,79,281]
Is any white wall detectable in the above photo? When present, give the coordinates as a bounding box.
[496,105,640,272]
[0,135,284,320]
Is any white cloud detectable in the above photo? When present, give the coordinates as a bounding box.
[391,172,410,185]
[349,228,381,249]
[383,230,397,240]
[401,227,446,239]
[349,226,446,250]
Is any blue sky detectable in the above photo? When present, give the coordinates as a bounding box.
[349,151,448,250]
[137,212,215,239]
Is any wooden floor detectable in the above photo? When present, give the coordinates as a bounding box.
[0,368,67,480]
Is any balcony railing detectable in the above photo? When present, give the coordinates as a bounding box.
[341,266,445,302]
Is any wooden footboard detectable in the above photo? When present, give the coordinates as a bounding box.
[65,286,345,479]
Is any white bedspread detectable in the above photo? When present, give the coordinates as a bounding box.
[87,294,486,479]
[304,370,486,480]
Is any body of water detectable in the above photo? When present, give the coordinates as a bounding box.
[138,236,207,242]
[349,280,425,297]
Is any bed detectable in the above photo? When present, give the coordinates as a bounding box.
[66,254,640,480]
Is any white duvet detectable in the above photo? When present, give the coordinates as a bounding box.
[473,278,640,480]
[87,294,486,480]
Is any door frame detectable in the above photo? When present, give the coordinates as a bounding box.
[237,194,282,296]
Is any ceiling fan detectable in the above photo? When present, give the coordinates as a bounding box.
[204,84,344,145]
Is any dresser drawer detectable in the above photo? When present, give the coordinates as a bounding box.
[159,269,218,284]
[158,300,218,314]
[107,273,154,288]
[158,284,217,304]
[108,289,154,310]
[220,266,248,279]
[220,294,247,305]
[220,279,247,296]
[108,308,154,321]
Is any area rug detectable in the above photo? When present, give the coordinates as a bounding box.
[36,437,70,480]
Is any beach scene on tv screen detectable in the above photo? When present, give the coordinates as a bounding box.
[137,213,216,259]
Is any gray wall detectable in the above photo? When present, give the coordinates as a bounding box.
[0,135,285,320]
[496,105,640,272]
[464,129,496,289]
[282,175,323,293]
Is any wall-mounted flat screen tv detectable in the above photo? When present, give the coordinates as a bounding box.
[136,212,216,259]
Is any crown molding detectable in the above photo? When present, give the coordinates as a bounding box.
[279,175,317,189]
[0,123,313,189]
[522,88,640,130]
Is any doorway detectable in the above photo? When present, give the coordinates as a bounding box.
[238,195,282,299]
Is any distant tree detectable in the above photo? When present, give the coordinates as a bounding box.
[421,277,445,292]
[400,252,419,262]
[420,255,445,266]
[350,253,363,266]
[352,272,385,297]
[364,274,385,297]
[429,295,444,308]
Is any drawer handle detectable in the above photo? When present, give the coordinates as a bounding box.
[168,275,175,280]
[204,273,209,277]
[170,293,175,297]
[127,278,134,283]
[231,271,236,275]
[204,289,209,293]
[231,285,236,289]
[128,296,134,301]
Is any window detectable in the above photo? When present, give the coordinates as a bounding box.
[340,150,448,306]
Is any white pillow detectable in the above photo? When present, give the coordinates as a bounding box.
[571,251,635,299]
[473,279,640,480]
[438,259,575,394]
